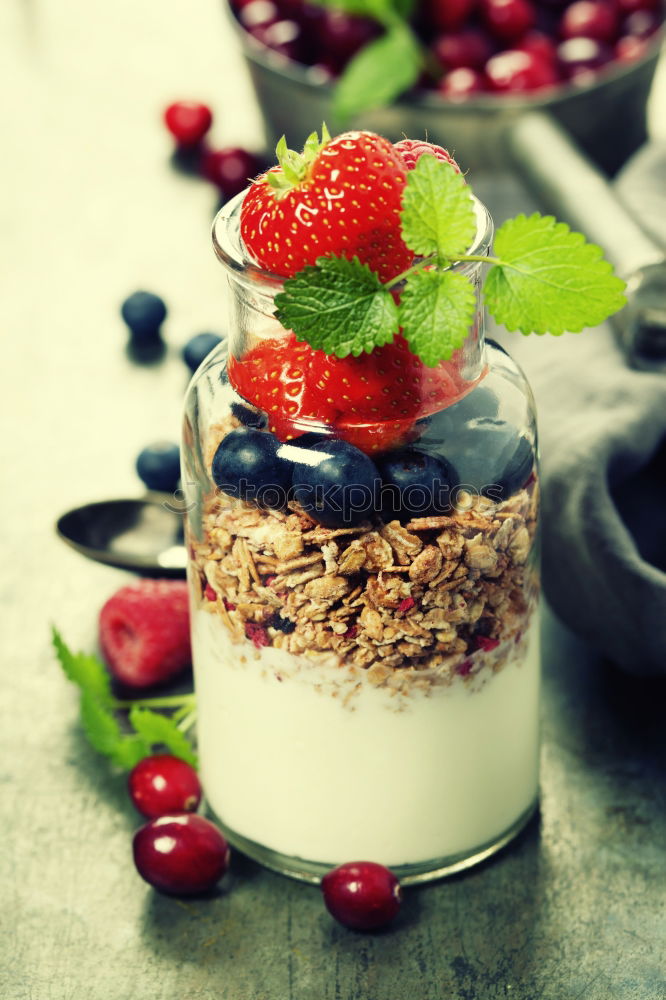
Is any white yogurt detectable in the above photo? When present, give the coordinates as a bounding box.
[192,609,540,868]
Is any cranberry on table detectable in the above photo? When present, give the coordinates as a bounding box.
[133,814,230,895]
[321,862,402,931]
[201,147,262,199]
[129,755,202,819]
[164,101,213,148]
[559,1,618,43]
[486,48,558,90]
[438,66,487,97]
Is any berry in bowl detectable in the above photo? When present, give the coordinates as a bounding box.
[225,0,663,174]
[181,128,624,882]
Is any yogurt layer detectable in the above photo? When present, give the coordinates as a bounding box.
[193,607,540,867]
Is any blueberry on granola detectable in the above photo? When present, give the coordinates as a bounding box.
[445,419,534,501]
[212,428,292,503]
[378,448,456,519]
[291,439,380,528]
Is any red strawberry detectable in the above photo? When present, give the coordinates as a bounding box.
[99,580,191,689]
[239,128,412,282]
[393,138,461,174]
[229,332,473,453]
[228,336,336,439]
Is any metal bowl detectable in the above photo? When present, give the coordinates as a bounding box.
[234,17,662,175]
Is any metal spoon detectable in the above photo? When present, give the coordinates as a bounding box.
[56,498,187,576]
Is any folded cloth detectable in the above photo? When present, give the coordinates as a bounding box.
[476,149,666,676]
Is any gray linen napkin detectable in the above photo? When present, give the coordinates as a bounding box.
[475,153,666,677]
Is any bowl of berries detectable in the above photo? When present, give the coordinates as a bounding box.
[227,0,663,174]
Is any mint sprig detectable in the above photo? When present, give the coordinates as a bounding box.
[400,154,476,262]
[52,627,197,770]
[273,153,626,366]
[484,213,628,335]
[275,256,398,357]
[332,23,422,124]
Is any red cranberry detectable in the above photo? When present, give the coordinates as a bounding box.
[623,9,661,37]
[133,814,230,895]
[425,0,478,32]
[560,1,618,43]
[239,0,279,29]
[615,33,649,58]
[482,0,536,41]
[516,29,558,64]
[438,66,487,97]
[321,862,402,931]
[485,48,558,90]
[313,10,379,68]
[201,147,262,198]
[432,28,494,70]
[164,101,213,148]
[128,755,202,819]
[557,36,612,78]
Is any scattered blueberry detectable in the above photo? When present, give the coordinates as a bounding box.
[445,419,535,501]
[136,442,181,493]
[291,439,380,528]
[183,332,225,373]
[212,428,292,504]
[121,291,167,341]
[230,402,268,429]
[378,448,456,519]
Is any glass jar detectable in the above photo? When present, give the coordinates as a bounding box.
[182,191,540,885]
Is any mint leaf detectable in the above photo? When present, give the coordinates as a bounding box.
[484,213,627,334]
[129,707,198,768]
[332,24,422,124]
[275,255,399,357]
[80,691,150,769]
[52,627,113,704]
[400,269,476,366]
[310,0,414,25]
[401,155,476,262]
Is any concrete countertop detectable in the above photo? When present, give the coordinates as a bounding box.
[2,2,665,997]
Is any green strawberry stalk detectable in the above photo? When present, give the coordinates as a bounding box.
[273,147,627,367]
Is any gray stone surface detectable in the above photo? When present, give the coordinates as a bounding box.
[2,3,665,998]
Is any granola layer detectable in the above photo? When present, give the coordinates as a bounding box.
[189,421,539,691]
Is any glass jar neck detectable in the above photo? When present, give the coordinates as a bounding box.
[211,189,493,380]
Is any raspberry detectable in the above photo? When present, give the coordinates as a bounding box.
[393,138,461,173]
[99,580,191,689]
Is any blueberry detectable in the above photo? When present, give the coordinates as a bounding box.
[445,419,535,502]
[431,382,499,438]
[136,442,181,493]
[230,402,268,429]
[291,439,380,528]
[378,448,456,519]
[211,429,292,505]
[121,291,167,339]
[183,332,225,373]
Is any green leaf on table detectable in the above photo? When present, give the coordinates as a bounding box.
[275,255,399,357]
[400,155,477,262]
[400,269,477,366]
[80,691,150,770]
[129,707,198,768]
[484,213,628,335]
[52,627,112,704]
[332,23,422,124]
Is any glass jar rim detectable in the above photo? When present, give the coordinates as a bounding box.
[212,187,494,294]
